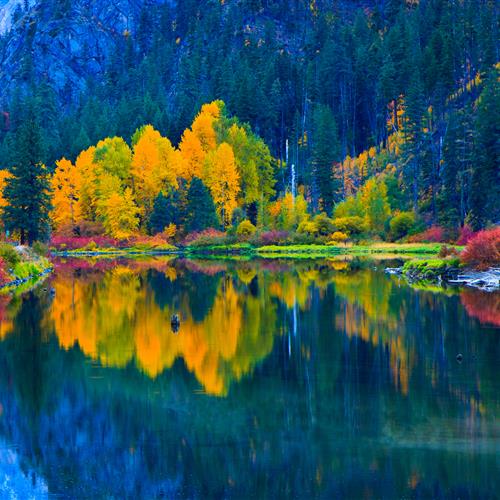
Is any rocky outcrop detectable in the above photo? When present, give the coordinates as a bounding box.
[0,0,168,97]
[448,268,500,292]
[385,262,500,292]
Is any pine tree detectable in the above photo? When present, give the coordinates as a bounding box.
[469,70,500,229]
[186,177,218,232]
[440,105,474,229]
[401,71,426,213]
[149,192,173,234]
[311,104,340,215]
[2,109,52,244]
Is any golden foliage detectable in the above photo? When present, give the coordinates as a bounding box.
[51,158,83,230]
[203,142,240,226]
[0,170,13,213]
[131,125,179,214]
[45,263,278,396]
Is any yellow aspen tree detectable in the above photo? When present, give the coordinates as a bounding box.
[178,100,224,179]
[95,171,123,223]
[192,110,218,152]
[179,128,206,179]
[360,178,391,232]
[131,125,178,217]
[203,142,240,226]
[75,146,98,221]
[94,137,132,180]
[102,188,141,239]
[226,124,259,204]
[0,170,12,214]
[51,158,83,230]
[191,101,223,152]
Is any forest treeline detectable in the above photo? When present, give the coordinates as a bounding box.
[0,0,498,243]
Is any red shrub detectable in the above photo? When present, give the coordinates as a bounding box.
[456,224,476,246]
[408,225,446,243]
[51,235,120,251]
[460,227,500,270]
[75,221,106,237]
[126,234,173,248]
[0,257,10,285]
[253,230,290,246]
[438,244,460,258]
[183,229,227,246]
[461,289,500,327]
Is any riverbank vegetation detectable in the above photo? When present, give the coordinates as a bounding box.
[0,243,52,289]
[1,86,498,265]
[0,2,498,272]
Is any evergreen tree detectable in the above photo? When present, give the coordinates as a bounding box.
[185,177,218,232]
[311,104,340,215]
[149,192,174,234]
[3,108,51,244]
[440,105,474,229]
[469,71,500,229]
[401,71,426,213]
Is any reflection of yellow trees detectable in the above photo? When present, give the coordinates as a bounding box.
[0,295,17,340]
[269,275,309,309]
[46,265,277,396]
[333,271,413,395]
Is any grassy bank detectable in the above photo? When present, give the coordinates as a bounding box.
[0,245,53,291]
[55,245,179,257]
[255,242,452,258]
[53,242,458,259]
[402,258,462,280]
[184,242,458,259]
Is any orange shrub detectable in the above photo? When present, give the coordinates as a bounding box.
[460,227,500,270]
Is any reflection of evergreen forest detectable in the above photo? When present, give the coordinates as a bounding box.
[0,258,497,497]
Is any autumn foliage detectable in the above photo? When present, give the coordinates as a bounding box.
[461,289,500,327]
[456,225,476,246]
[51,235,120,251]
[460,227,500,270]
[183,229,228,247]
[0,258,10,285]
[46,101,274,241]
[408,226,446,243]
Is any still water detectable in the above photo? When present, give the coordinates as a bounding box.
[0,257,498,499]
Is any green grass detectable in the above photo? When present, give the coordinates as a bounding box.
[402,257,461,273]
[256,242,459,259]
[12,256,52,279]
[57,244,179,255]
[52,241,462,260]
[186,243,253,255]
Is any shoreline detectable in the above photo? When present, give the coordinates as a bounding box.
[386,261,500,292]
[52,242,457,259]
[0,266,53,293]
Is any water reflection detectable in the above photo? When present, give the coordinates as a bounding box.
[0,257,497,498]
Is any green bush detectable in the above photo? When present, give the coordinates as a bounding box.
[236,220,257,238]
[0,244,20,268]
[297,220,318,236]
[313,213,336,236]
[390,211,416,240]
[32,241,49,257]
[289,231,317,245]
[231,207,246,226]
[333,216,367,236]
[13,262,42,279]
[328,231,349,244]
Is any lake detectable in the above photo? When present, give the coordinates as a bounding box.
[0,257,498,498]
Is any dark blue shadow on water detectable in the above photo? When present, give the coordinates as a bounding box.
[0,258,497,499]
